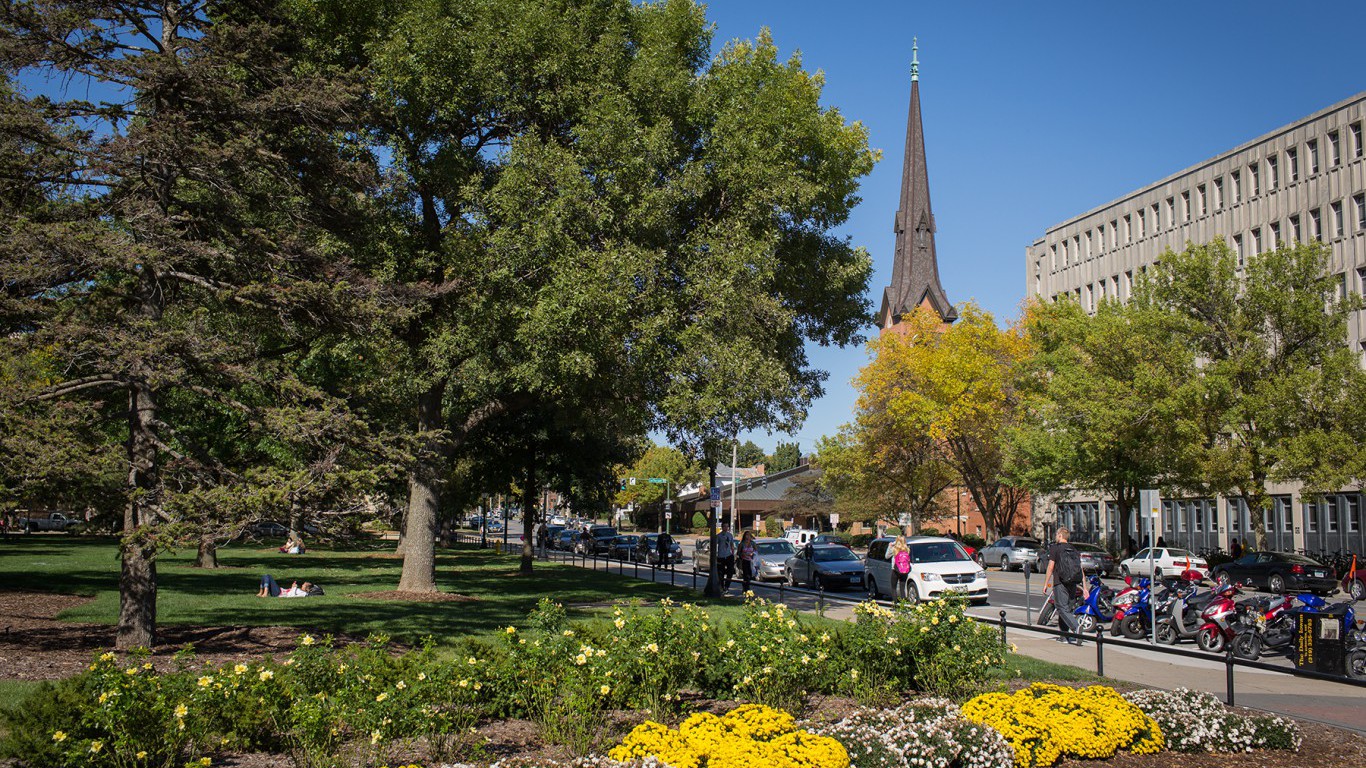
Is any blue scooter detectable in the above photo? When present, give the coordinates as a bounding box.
[1038,575,1113,634]
[1112,577,1155,639]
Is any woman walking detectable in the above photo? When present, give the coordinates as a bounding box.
[889,535,911,600]
[738,531,758,593]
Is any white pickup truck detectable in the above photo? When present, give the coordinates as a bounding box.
[19,512,82,532]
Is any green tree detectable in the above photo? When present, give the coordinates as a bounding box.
[614,443,700,527]
[1138,239,1364,549]
[774,472,834,529]
[1008,296,1202,547]
[0,0,375,647]
[736,440,767,469]
[816,422,955,531]
[768,441,802,472]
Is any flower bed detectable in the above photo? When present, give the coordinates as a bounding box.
[961,684,1163,767]
[808,698,1014,768]
[609,704,848,768]
[1123,688,1302,752]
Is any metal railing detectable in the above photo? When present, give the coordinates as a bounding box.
[446,531,1366,704]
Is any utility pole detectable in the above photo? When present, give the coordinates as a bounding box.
[730,442,738,534]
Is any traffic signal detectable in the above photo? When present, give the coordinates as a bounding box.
[620,480,627,491]
[762,477,768,489]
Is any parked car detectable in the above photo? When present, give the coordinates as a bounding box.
[541,525,565,546]
[18,512,82,532]
[636,533,683,565]
[1074,543,1117,577]
[610,535,641,560]
[753,538,797,581]
[554,529,579,551]
[782,528,821,546]
[576,525,619,555]
[1119,547,1210,580]
[784,544,865,590]
[1211,551,1337,595]
[865,536,989,604]
[812,534,848,548]
[976,536,1043,572]
[250,521,290,539]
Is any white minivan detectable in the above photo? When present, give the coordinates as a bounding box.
[782,528,820,546]
[864,536,989,604]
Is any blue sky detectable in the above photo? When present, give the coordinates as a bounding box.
[708,0,1366,457]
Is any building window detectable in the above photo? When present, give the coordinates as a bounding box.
[1231,170,1242,202]
[1358,266,1366,295]
[1329,130,1340,167]
[1197,185,1207,215]
[1151,203,1160,231]
[1073,235,1080,262]
[1352,122,1364,159]
[1137,209,1146,238]
[1085,231,1093,259]
[1306,501,1318,533]
[1287,147,1298,181]
[1267,156,1278,189]
[1289,214,1301,243]
[1097,280,1106,300]
[1308,139,1319,173]
[1270,221,1280,247]
[1110,220,1118,246]
[1251,227,1261,256]
[1085,283,1094,312]
[1049,244,1057,270]
[1181,191,1191,221]
[1213,178,1223,210]
[1349,496,1361,533]
[1233,234,1244,265]
[1355,193,1366,231]
[1122,270,1132,300]
[1332,201,1343,237]
[1310,208,1322,241]
[1249,164,1260,195]
[1335,273,1347,303]
[1326,496,1339,533]
[1123,215,1132,244]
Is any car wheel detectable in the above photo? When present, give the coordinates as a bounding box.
[1350,580,1365,601]
[1269,573,1286,594]
[1347,649,1366,681]
[787,569,799,587]
[906,582,920,605]
[1000,555,1011,572]
[866,576,878,599]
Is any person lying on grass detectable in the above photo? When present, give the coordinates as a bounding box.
[257,574,323,598]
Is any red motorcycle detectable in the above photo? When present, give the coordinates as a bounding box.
[1195,581,1246,653]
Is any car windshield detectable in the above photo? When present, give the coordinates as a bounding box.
[813,548,860,562]
[911,542,971,563]
[591,527,616,537]
[757,541,795,556]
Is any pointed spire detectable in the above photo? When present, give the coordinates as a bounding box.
[880,39,955,329]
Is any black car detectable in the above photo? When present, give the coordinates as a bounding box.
[610,535,642,560]
[554,529,579,551]
[576,525,618,555]
[784,544,865,590]
[540,525,565,547]
[636,533,683,565]
[1212,551,1338,595]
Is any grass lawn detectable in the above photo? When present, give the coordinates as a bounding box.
[991,652,1108,684]
[0,536,707,645]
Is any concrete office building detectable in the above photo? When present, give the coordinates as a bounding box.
[1024,92,1366,557]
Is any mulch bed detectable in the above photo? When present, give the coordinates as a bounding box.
[4,589,1365,767]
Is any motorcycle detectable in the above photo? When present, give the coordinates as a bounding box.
[1155,577,1218,645]
[1345,599,1365,680]
[1113,578,1156,639]
[1233,593,1354,660]
[1038,575,1114,634]
[1195,581,1246,653]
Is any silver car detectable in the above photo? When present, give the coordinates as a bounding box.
[752,538,797,582]
[976,536,1043,572]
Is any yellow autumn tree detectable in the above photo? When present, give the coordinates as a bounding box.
[851,303,1032,539]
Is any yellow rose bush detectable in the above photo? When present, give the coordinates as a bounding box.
[961,684,1163,768]
[610,705,848,768]
[841,597,1003,703]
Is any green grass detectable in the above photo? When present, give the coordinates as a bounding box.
[0,536,703,645]
[990,652,1109,684]
[0,680,41,713]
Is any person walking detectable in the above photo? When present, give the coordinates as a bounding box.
[1042,527,1089,645]
[1229,538,1242,559]
[716,527,737,591]
[889,535,912,600]
[738,531,758,593]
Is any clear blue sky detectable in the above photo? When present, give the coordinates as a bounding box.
[708,0,1366,457]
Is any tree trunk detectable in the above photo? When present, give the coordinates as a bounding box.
[397,384,445,593]
[704,461,721,597]
[520,463,537,575]
[194,534,218,568]
[117,383,159,649]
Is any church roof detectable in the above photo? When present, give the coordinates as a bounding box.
[881,39,955,326]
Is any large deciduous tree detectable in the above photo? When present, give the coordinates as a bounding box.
[0,0,375,647]
[1008,296,1202,548]
[1138,239,1364,549]
[852,304,1029,539]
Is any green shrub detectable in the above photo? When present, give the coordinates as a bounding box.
[715,597,834,710]
[691,512,708,532]
[764,515,783,537]
[960,534,987,550]
[885,526,901,536]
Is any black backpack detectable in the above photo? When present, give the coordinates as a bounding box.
[1053,543,1083,585]
[306,584,325,597]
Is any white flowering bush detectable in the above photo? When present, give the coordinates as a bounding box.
[808,699,1014,768]
[1123,688,1301,752]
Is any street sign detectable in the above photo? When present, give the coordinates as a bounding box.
[709,488,720,501]
[664,512,672,519]
[647,477,667,484]
[629,477,637,485]
[830,513,840,525]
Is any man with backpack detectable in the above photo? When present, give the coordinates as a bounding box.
[1042,527,1089,645]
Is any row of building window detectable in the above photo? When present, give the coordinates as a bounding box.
[1046,120,1365,273]
[1056,493,1364,537]
[1046,193,1366,311]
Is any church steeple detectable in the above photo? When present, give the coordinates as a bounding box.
[880,39,955,329]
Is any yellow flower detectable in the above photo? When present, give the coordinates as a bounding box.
[259,670,273,681]
[136,751,147,759]
[99,652,115,662]
[198,676,213,687]
[52,731,66,742]
[563,629,575,636]
[300,634,315,646]
[458,679,469,688]
[614,618,625,629]
[376,692,389,702]
[395,680,406,690]
[505,626,517,634]
[600,684,611,696]
[575,654,587,665]
[90,741,103,753]
[199,758,211,766]
[175,703,189,718]
[418,672,427,681]
[125,667,138,675]
[143,662,153,670]
[467,657,478,665]
[234,664,247,675]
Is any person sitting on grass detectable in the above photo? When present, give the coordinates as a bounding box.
[257,574,322,598]
[278,535,305,555]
